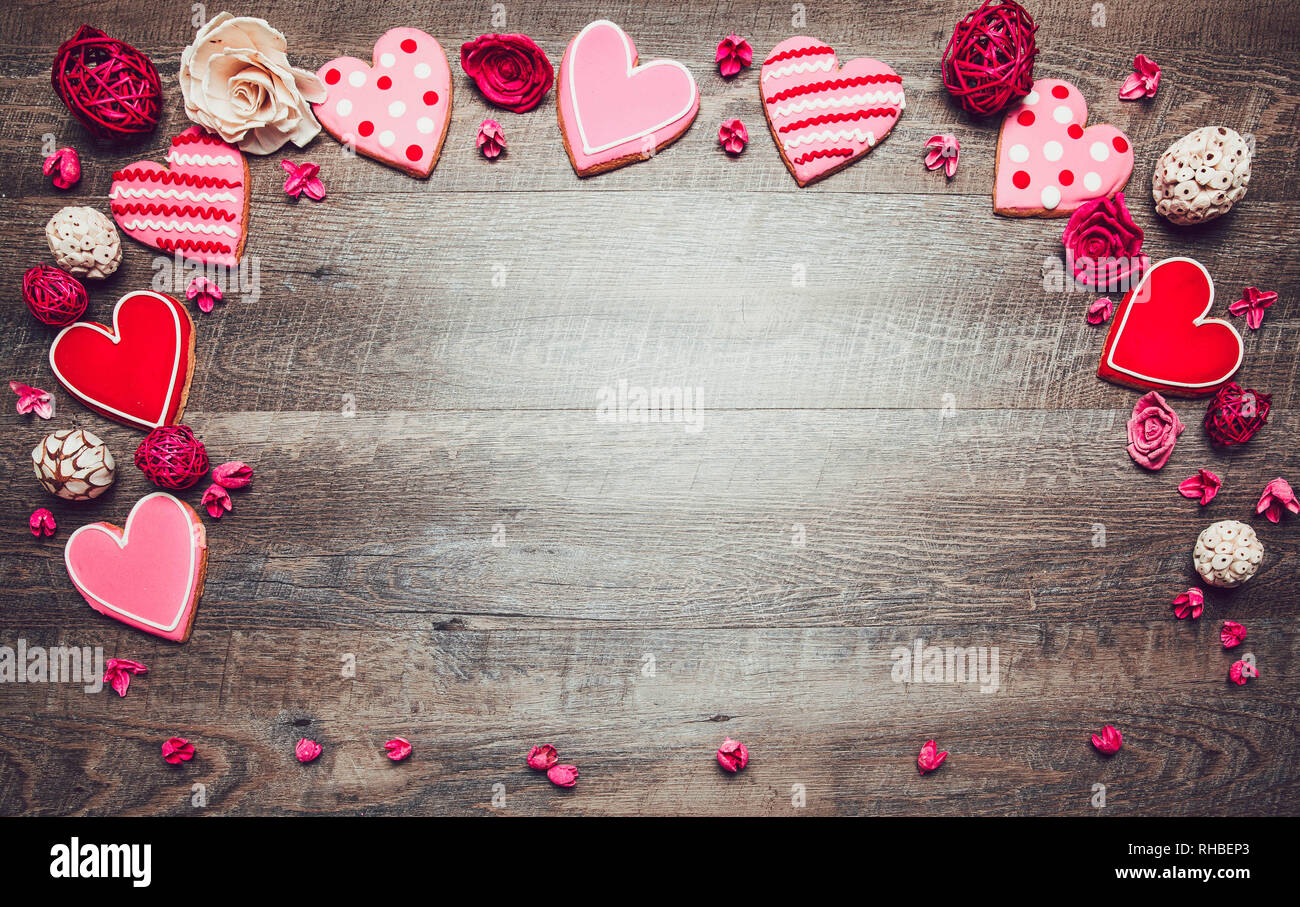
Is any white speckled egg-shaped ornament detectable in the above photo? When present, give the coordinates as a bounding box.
[1152,126,1251,226]
[45,206,122,279]
[32,428,117,501]
[1193,520,1263,588]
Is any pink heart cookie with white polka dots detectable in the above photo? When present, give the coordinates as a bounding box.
[994,79,1133,217]
[313,28,452,178]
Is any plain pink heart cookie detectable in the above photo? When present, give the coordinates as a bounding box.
[314,28,452,178]
[995,79,1133,216]
[65,492,208,643]
[110,127,249,266]
[761,37,905,187]
[558,20,699,176]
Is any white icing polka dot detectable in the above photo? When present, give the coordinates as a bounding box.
[1043,141,1063,162]
[1053,105,1073,124]
[1009,144,1030,163]
[413,63,432,79]
[1023,90,1039,105]
[379,53,396,68]
[348,70,366,87]
[1040,185,1061,209]
[336,99,352,117]
[388,101,406,118]
[416,117,434,134]
[1083,172,1102,192]
[1090,141,1110,162]
[378,130,395,148]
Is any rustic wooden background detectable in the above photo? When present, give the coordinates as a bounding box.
[0,0,1296,817]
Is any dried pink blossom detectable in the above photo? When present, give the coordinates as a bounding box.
[477,119,506,159]
[527,744,558,771]
[1127,391,1184,471]
[185,275,223,314]
[212,461,253,489]
[384,737,412,761]
[1091,725,1123,755]
[718,118,748,155]
[1086,297,1114,325]
[281,159,326,200]
[10,381,54,419]
[43,147,81,189]
[1229,286,1276,331]
[295,738,322,763]
[1172,587,1204,620]
[716,737,749,772]
[162,737,195,764]
[924,134,959,178]
[1256,477,1299,523]
[29,508,56,537]
[1178,469,1221,506]
[104,658,148,697]
[1119,54,1161,100]
[1228,660,1257,685]
[715,34,752,78]
[917,739,947,774]
[1221,621,1247,649]
[201,483,232,519]
[547,763,578,787]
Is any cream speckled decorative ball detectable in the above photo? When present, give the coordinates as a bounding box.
[45,206,122,279]
[1193,520,1263,588]
[32,428,116,501]
[1152,127,1251,225]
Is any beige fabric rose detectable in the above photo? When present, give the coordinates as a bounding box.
[179,13,326,155]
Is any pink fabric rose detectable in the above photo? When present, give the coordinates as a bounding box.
[1126,391,1184,470]
[1062,192,1149,291]
[460,34,554,113]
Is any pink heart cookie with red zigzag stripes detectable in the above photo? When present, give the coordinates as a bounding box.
[761,36,905,187]
[110,127,249,266]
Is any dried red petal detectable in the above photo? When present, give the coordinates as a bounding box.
[917,739,948,774]
[212,461,253,489]
[295,738,322,762]
[1091,724,1123,755]
[1228,660,1257,685]
[716,737,749,772]
[161,737,195,764]
[1172,587,1204,620]
[43,146,82,189]
[1220,620,1247,649]
[1256,477,1299,524]
[383,737,412,761]
[526,744,558,771]
[547,763,578,787]
[103,657,148,697]
[29,508,56,537]
[1177,468,1221,506]
[201,483,232,519]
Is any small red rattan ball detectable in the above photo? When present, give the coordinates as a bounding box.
[941,1,1039,117]
[1204,382,1271,446]
[51,25,162,140]
[135,425,210,489]
[23,265,88,327]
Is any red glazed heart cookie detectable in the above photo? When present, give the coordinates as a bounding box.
[65,492,208,643]
[110,127,249,266]
[995,79,1133,216]
[1099,257,1243,397]
[760,37,905,187]
[49,289,196,430]
[313,28,452,178]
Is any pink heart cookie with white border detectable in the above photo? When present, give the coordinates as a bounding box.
[314,28,452,178]
[995,78,1134,216]
[65,493,208,643]
[761,36,905,187]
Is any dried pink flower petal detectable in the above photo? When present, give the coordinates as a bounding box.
[1221,621,1247,649]
[201,483,232,519]
[281,159,326,200]
[477,119,506,159]
[161,737,195,764]
[295,738,322,762]
[11,381,55,419]
[1228,286,1275,331]
[527,744,558,771]
[1119,54,1160,100]
[384,737,412,761]
[104,657,148,697]
[1086,297,1114,325]
[917,739,947,774]
[1091,724,1123,755]
[212,461,253,489]
[1178,468,1221,506]
[1256,477,1299,523]
[185,275,223,314]
[715,34,752,78]
[1172,586,1204,620]
[923,134,959,178]
[718,118,748,155]
[717,737,749,772]
[29,508,56,537]
[1228,660,1257,685]
[546,763,578,787]
[43,146,82,189]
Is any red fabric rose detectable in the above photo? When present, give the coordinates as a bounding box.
[460,34,554,113]
[1062,192,1148,290]
[1126,391,1184,470]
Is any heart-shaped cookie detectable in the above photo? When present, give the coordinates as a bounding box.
[995,79,1133,216]
[558,20,699,176]
[314,28,452,178]
[1099,258,1243,396]
[65,493,208,643]
[761,37,905,187]
[49,290,196,430]
[110,127,248,266]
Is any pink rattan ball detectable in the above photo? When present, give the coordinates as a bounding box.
[941,1,1039,117]
[23,265,88,327]
[135,425,210,489]
[51,25,162,139]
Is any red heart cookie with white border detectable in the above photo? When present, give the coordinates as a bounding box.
[65,492,208,643]
[1099,257,1243,397]
[313,28,452,178]
[110,127,249,266]
[995,79,1133,216]
[49,290,196,430]
[761,36,905,187]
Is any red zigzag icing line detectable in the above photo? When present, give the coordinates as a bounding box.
[792,147,855,165]
[110,202,238,221]
[765,74,903,104]
[153,237,233,254]
[779,108,901,133]
[171,131,231,148]
[763,45,835,66]
[111,168,242,189]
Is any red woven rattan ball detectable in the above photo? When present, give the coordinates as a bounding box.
[23,265,88,327]
[941,1,1039,117]
[51,25,162,139]
[1204,382,1271,446]
[135,425,210,489]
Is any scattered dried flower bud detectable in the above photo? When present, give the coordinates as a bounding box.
[917,739,948,774]
[281,160,326,200]
[43,147,82,189]
[161,737,195,764]
[1220,621,1247,649]
[1172,587,1204,620]
[384,737,412,761]
[1086,297,1114,325]
[718,118,748,155]
[29,508,56,537]
[295,738,322,762]
[201,483,232,519]
[717,737,749,772]
[1091,724,1123,755]
[547,763,578,787]
[212,461,253,489]
[104,657,148,697]
[1228,286,1276,331]
[1178,468,1221,506]
[1256,477,1299,524]
[477,119,506,159]
[185,275,223,314]
[527,744,558,771]
[11,380,54,419]
[1228,660,1257,685]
